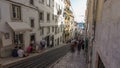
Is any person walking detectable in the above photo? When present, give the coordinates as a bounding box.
[81,39,84,50]
[70,40,77,53]
[40,39,46,50]
[77,39,81,54]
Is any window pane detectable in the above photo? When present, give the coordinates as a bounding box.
[31,19,34,28]
[47,13,50,21]
[12,4,21,20]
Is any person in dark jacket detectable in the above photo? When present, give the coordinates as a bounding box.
[77,40,81,53]
[12,46,18,57]
[81,39,84,50]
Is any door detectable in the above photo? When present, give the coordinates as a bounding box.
[30,34,35,42]
[51,35,54,47]
[14,33,24,47]
[45,36,50,47]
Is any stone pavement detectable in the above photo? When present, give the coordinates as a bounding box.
[50,50,87,68]
[0,44,66,67]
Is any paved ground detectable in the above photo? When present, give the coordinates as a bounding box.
[50,50,87,68]
[0,44,70,68]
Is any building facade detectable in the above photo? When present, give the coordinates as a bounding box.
[86,0,120,68]
[63,0,74,42]
[0,0,65,57]
[53,0,65,46]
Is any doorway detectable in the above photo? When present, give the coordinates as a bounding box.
[14,33,24,47]
[51,35,54,47]
[30,34,35,42]
[45,36,50,47]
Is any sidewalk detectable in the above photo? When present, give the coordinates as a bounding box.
[50,50,87,68]
[0,44,66,66]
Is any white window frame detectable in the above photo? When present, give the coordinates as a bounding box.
[47,27,50,34]
[47,0,50,6]
[39,11,44,21]
[40,27,44,35]
[11,4,21,20]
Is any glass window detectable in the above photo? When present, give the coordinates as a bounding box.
[52,14,54,20]
[30,0,34,5]
[12,4,21,20]
[39,12,44,21]
[52,27,54,32]
[30,19,34,28]
[47,0,50,6]
[47,27,50,34]
[14,33,23,45]
[40,27,44,35]
[47,13,50,21]
[4,33,10,39]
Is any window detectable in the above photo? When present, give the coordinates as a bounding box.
[55,26,57,34]
[39,12,44,21]
[55,16,58,22]
[30,19,34,28]
[4,33,10,39]
[14,33,23,45]
[30,0,34,5]
[47,27,50,34]
[47,0,50,6]
[52,14,54,20]
[57,27,59,33]
[12,4,21,20]
[39,0,44,3]
[52,27,54,32]
[30,34,35,42]
[60,25,62,32]
[40,27,44,35]
[52,0,54,7]
[47,13,50,21]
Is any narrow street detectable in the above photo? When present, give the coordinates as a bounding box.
[50,50,87,68]
[5,45,69,68]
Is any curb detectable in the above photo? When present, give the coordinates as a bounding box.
[0,44,67,67]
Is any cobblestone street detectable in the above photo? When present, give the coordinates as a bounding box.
[51,50,87,68]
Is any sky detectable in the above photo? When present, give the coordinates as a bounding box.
[70,0,87,22]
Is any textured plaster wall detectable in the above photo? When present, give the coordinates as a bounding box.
[93,0,120,68]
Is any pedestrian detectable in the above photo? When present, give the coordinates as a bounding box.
[26,43,33,53]
[70,40,77,53]
[18,47,28,57]
[77,40,81,54]
[12,46,18,57]
[40,39,46,50]
[81,39,84,50]
[35,41,40,52]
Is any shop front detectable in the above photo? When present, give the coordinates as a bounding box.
[7,22,32,47]
[0,22,31,57]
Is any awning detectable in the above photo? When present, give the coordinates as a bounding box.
[7,22,32,32]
